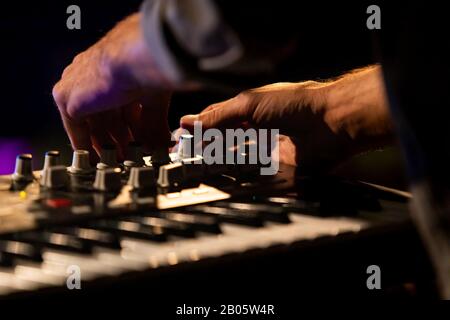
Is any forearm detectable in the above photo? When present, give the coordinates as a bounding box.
[322,65,395,152]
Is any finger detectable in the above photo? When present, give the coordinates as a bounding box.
[199,101,226,114]
[103,109,133,159]
[86,113,116,156]
[123,103,142,143]
[54,84,94,152]
[140,103,171,152]
[60,112,96,152]
[180,95,250,130]
[139,91,172,153]
[274,135,298,166]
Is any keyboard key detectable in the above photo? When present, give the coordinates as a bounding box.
[0,269,42,292]
[0,252,15,267]
[211,202,291,224]
[255,196,320,215]
[14,264,66,287]
[0,240,42,263]
[41,250,124,278]
[50,227,121,249]
[123,216,196,238]
[13,232,92,254]
[88,220,167,242]
[158,211,222,234]
[185,205,264,227]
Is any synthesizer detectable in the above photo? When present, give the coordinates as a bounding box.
[0,138,420,300]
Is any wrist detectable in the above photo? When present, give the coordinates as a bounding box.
[100,13,173,91]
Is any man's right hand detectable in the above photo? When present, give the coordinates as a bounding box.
[181,66,394,173]
[52,13,172,160]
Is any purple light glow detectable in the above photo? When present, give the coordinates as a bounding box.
[0,138,32,174]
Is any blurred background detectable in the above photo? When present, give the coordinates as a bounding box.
[0,0,407,189]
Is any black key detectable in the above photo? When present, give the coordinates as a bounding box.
[13,232,92,254]
[0,252,14,267]
[185,205,264,227]
[212,201,291,224]
[356,193,382,212]
[319,200,359,217]
[257,194,358,217]
[50,227,121,249]
[123,216,196,238]
[88,220,167,242]
[255,196,321,215]
[159,211,222,234]
[0,240,42,263]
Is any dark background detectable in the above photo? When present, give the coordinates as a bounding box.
[0,1,141,136]
[0,0,407,188]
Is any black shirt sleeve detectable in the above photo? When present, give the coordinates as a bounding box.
[140,0,303,91]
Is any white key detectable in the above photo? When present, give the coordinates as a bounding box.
[42,250,125,278]
[0,268,42,292]
[116,214,369,269]
[94,248,149,272]
[15,263,65,286]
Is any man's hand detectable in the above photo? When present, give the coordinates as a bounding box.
[52,13,172,159]
[181,65,394,172]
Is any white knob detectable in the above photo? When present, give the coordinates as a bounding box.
[157,163,184,188]
[177,134,195,159]
[40,165,69,188]
[68,150,92,174]
[43,151,60,171]
[127,167,155,189]
[93,168,122,191]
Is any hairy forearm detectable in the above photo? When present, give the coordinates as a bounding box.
[322,65,395,151]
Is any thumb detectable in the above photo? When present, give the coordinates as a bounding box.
[180,94,252,131]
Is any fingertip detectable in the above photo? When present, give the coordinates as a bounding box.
[180,114,199,128]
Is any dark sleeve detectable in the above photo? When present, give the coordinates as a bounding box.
[140,0,301,91]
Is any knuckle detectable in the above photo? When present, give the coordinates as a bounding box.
[52,83,72,117]
[52,83,63,104]
[72,52,84,64]
[236,90,253,102]
[199,111,214,127]
[300,80,321,88]
[235,90,257,117]
[236,89,260,109]
[61,65,72,77]
[208,102,220,110]
[203,103,220,114]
